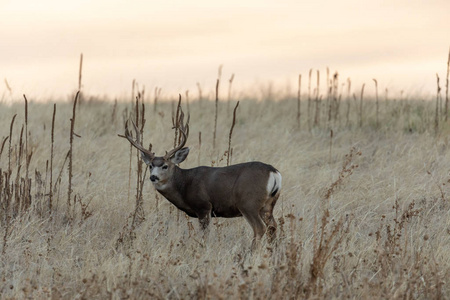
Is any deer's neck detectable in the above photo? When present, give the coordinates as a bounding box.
[155,168,195,216]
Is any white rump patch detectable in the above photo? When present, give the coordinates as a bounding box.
[266,171,282,196]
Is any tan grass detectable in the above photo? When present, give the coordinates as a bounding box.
[0,92,449,299]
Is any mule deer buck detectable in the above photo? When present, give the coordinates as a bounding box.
[120,109,282,248]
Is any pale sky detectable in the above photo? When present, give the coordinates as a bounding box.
[1,0,449,101]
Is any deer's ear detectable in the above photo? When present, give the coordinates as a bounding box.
[171,147,190,164]
[141,152,153,165]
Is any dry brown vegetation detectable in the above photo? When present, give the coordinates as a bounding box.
[1,84,450,299]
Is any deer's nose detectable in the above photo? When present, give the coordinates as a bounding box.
[150,175,159,182]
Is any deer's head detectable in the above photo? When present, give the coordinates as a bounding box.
[120,111,190,189]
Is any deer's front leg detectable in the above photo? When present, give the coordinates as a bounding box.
[197,204,212,241]
[199,214,210,230]
[195,201,212,230]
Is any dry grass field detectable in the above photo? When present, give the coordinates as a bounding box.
[1,87,450,299]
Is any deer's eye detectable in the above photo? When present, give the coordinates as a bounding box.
[162,165,168,170]
[149,165,153,170]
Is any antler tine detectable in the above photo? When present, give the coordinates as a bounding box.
[130,120,145,147]
[165,108,190,159]
[179,110,190,135]
[176,109,190,138]
[119,119,154,159]
[181,113,190,143]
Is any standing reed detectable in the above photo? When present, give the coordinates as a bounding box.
[1,115,16,255]
[227,73,235,116]
[78,53,83,104]
[227,101,239,166]
[132,95,146,229]
[213,78,219,150]
[345,78,351,126]
[435,74,441,135]
[0,136,8,160]
[131,79,136,107]
[329,129,333,164]
[22,96,30,195]
[8,115,16,172]
[198,131,202,166]
[297,74,301,128]
[373,79,379,129]
[359,84,365,128]
[332,72,339,123]
[308,69,312,130]
[445,47,450,121]
[68,91,79,221]
[314,70,320,127]
[49,104,56,216]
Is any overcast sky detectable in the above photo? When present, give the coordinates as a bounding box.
[1,0,449,101]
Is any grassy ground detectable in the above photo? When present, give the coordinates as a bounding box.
[0,93,449,299]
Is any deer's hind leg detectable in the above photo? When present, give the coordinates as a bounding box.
[260,193,279,243]
[240,208,267,251]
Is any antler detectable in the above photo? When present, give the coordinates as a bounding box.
[165,109,190,160]
[119,119,155,160]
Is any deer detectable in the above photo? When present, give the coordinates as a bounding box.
[119,109,282,249]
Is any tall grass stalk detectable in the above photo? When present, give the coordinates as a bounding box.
[314,70,320,127]
[8,115,16,177]
[332,72,339,123]
[345,78,351,126]
[445,47,449,121]
[297,74,301,128]
[329,129,333,164]
[227,73,235,116]
[359,84,365,128]
[78,53,83,104]
[373,79,379,128]
[197,82,203,109]
[49,104,56,216]
[198,131,202,166]
[435,74,441,135]
[23,95,29,187]
[227,101,239,166]
[326,67,330,117]
[132,95,146,229]
[68,91,79,221]
[213,79,219,150]
[0,136,8,160]
[308,69,312,130]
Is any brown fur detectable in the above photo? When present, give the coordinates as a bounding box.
[151,159,281,248]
